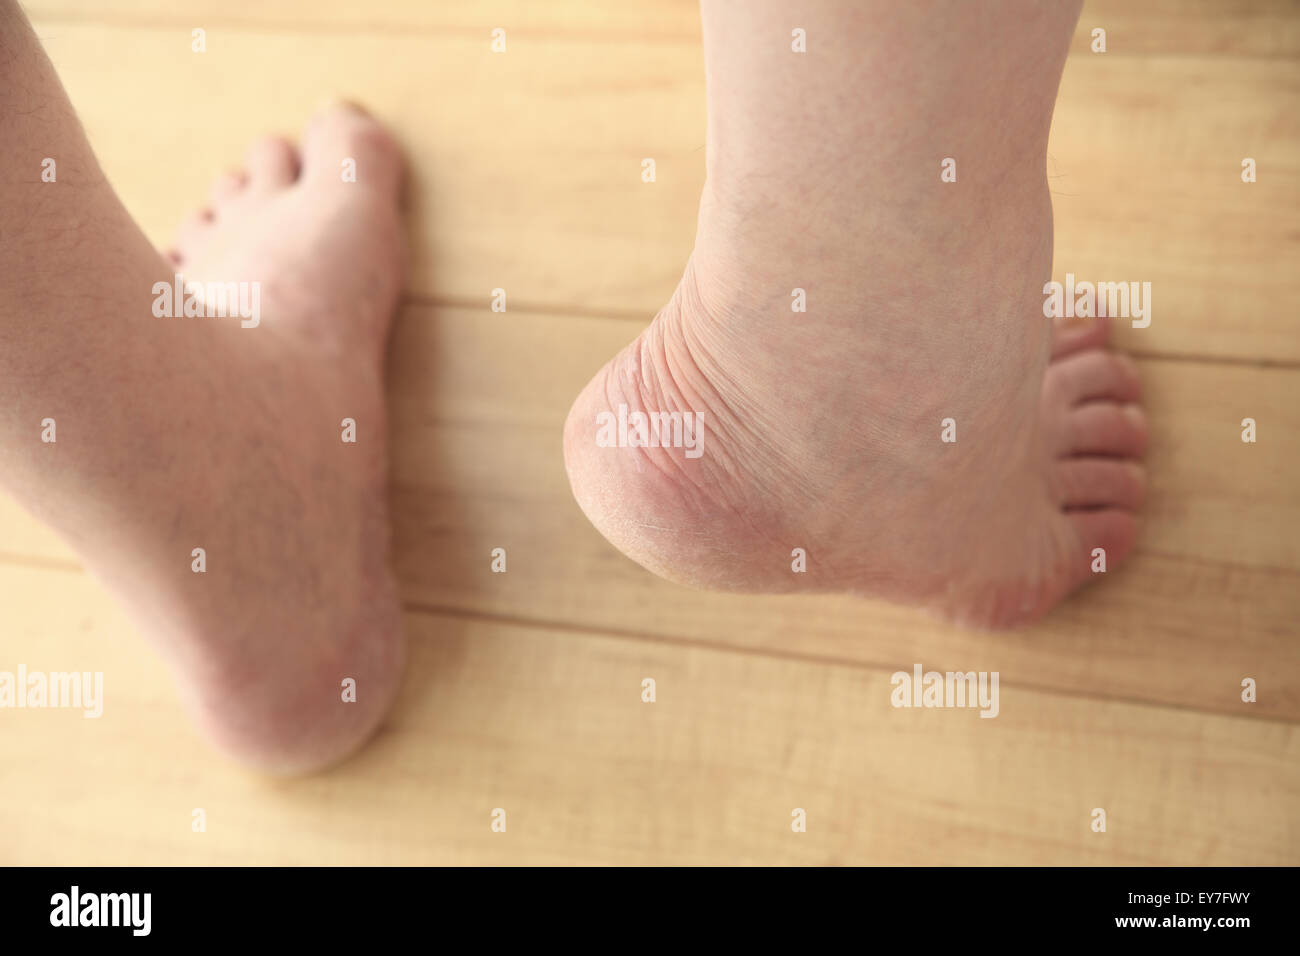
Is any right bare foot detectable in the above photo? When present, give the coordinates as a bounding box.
[563,247,1146,629]
[562,0,1142,629]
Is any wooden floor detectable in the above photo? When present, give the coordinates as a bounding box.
[2,0,1297,865]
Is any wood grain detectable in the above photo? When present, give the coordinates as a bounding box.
[0,0,1295,865]
[1,564,1294,865]
[378,307,1300,722]
[3,304,1297,721]
[19,9,1300,361]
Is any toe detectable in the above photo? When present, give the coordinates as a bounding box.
[1055,458,1146,511]
[1047,349,1142,407]
[1051,313,1111,360]
[1060,402,1148,457]
[210,169,248,204]
[300,102,403,193]
[245,135,300,190]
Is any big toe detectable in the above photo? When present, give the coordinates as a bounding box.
[301,102,403,194]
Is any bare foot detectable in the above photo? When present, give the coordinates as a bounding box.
[168,104,404,358]
[145,104,408,769]
[562,0,1140,630]
[0,0,409,775]
[563,189,1147,629]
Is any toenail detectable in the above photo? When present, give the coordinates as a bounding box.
[1121,404,1145,425]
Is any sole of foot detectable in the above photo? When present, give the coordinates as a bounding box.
[147,103,408,772]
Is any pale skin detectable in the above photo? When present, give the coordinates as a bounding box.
[2,0,1145,770]
[563,0,1147,626]
[1,4,405,771]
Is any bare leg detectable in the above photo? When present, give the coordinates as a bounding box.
[1,2,407,770]
[565,0,1147,627]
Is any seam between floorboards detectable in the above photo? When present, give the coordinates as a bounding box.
[401,295,1300,369]
[1124,349,1300,370]
[403,293,650,322]
[1,553,1291,723]
[402,600,1300,726]
[4,545,1299,588]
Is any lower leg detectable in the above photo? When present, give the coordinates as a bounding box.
[564,0,1146,627]
[0,2,407,770]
